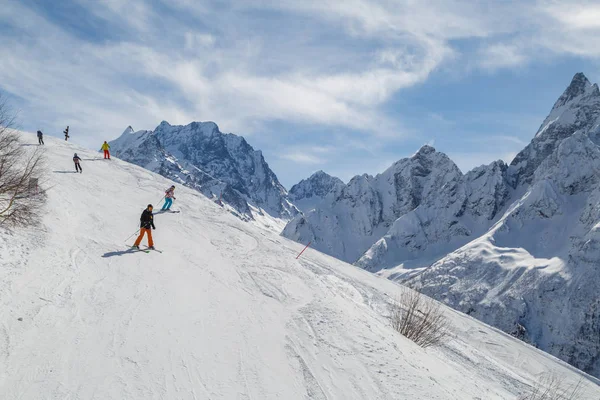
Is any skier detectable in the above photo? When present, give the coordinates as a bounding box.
[64,126,70,141]
[101,141,111,159]
[73,153,82,173]
[133,204,155,250]
[37,130,44,145]
[162,185,176,211]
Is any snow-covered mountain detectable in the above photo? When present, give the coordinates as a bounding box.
[509,72,600,187]
[282,72,600,378]
[357,159,512,272]
[410,130,600,375]
[110,121,298,222]
[282,145,465,263]
[3,132,600,399]
[288,170,345,212]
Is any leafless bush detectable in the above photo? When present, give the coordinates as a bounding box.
[0,93,45,228]
[519,374,586,400]
[389,288,450,348]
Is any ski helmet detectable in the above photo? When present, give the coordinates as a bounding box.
[147,204,153,209]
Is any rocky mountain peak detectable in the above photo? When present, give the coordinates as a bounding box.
[288,170,345,212]
[553,72,593,108]
[414,144,436,157]
[509,73,600,187]
[122,125,135,135]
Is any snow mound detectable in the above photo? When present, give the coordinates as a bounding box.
[1,132,599,399]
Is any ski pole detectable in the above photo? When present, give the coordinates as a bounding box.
[124,228,140,243]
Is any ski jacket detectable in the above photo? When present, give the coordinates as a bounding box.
[165,188,175,199]
[140,209,155,230]
[101,143,110,150]
[73,155,81,164]
[37,131,43,138]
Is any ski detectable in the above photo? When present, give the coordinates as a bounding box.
[129,246,149,253]
[145,246,163,253]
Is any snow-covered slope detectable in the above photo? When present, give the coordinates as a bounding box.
[110,121,298,223]
[2,133,599,399]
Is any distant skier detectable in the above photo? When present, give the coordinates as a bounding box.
[73,153,82,173]
[133,204,155,250]
[162,185,176,211]
[64,126,70,141]
[37,130,44,145]
[101,141,111,159]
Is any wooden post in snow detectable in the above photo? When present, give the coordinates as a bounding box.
[296,241,312,259]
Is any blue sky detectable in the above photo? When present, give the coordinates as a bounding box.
[2,0,600,188]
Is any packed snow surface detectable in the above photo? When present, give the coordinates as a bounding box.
[1,133,599,399]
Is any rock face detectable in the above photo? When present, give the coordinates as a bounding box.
[282,72,600,378]
[508,72,600,186]
[282,145,463,263]
[288,171,345,212]
[357,160,511,272]
[110,121,298,221]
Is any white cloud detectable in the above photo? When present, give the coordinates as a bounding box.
[3,0,600,181]
[280,152,325,165]
[185,33,216,50]
[478,43,529,70]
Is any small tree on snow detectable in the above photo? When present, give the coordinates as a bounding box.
[518,374,586,400]
[0,93,45,227]
[389,287,451,348]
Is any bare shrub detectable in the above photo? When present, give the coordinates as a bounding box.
[0,93,45,228]
[519,374,586,400]
[389,288,450,348]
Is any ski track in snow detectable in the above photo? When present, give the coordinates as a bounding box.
[1,134,599,399]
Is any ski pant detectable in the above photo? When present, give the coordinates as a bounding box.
[38,137,44,145]
[75,163,82,173]
[103,150,110,159]
[162,197,173,210]
[134,228,154,247]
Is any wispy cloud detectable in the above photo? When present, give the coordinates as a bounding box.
[2,0,600,185]
[280,152,325,165]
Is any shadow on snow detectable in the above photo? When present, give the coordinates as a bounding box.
[101,249,140,258]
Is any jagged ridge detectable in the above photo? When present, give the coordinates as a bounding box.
[110,121,298,221]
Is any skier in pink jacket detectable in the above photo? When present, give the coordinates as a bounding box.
[162,185,176,211]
